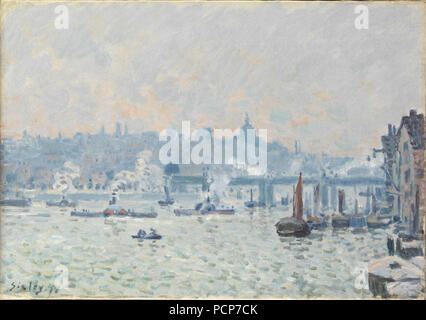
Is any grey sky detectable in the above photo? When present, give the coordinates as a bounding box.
[2,2,424,156]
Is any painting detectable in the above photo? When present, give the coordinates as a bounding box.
[0,1,424,300]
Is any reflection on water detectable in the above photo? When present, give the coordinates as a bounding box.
[0,193,389,298]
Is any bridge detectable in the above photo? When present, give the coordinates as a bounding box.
[171,174,385,207]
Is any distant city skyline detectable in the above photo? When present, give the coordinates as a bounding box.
[2,2,424,157]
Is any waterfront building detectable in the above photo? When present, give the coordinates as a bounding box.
[380,109,425,236]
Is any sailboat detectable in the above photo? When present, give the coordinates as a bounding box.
[367,191,390,228]
[281,193,289,206]
[275,172,310,237]
[244,188,258,208]
[306,184,327,229]
[349,197,367,229]
[332,189,350,228]
[158,185,174,206]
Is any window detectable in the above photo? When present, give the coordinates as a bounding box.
[403,141,409,151]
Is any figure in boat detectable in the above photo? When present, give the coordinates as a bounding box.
[132,228,162,240]
[275,172,310,237]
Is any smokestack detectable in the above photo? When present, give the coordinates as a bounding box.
[388,124,392,136]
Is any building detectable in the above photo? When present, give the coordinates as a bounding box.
[380,109,425,236]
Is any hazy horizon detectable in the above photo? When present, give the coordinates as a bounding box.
[2,2,424,157]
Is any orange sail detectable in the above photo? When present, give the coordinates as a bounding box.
[295,172,303,220]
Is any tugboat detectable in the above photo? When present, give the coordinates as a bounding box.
[158,186,174,206]
[0,192,31,207]
[132,228,162,240]
[46,195,76,208]
[174,189,235,216]
[332,189,350,228]
[244,189,259,208]
[103,193,157,218]
[71,192,158,218]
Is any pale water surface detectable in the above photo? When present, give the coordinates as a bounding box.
[1,193,390,298]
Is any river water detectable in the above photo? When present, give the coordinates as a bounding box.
[1,192,392,298]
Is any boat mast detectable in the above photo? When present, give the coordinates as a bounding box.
[314,183,320,217]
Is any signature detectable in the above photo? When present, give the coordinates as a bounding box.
[8,281,59,297]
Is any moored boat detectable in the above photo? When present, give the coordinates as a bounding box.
[332,215,350,228]
[367,214,391,229]
[0,199,32,207]
[332,189,349,229]
[46,196,76,208]
[174,192,235,216]
[158,186,174,206]
[275,172,311,237]
[244,189,261,208]
[306,184,327,230]
[1,192,31,207]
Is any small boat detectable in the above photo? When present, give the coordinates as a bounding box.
[71,209,103,217]
[307,215,328,230]
[332,215,350,228]
[349,214,367,228]
[158,186,174,206]
[1,192,31,207]
[0,199,32,207]
[174,195,235,216]
[367,214,391,229]
[132,228,162,240]
[348,198,367,229]
[244,189,259,208]
[46,196,76,208]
